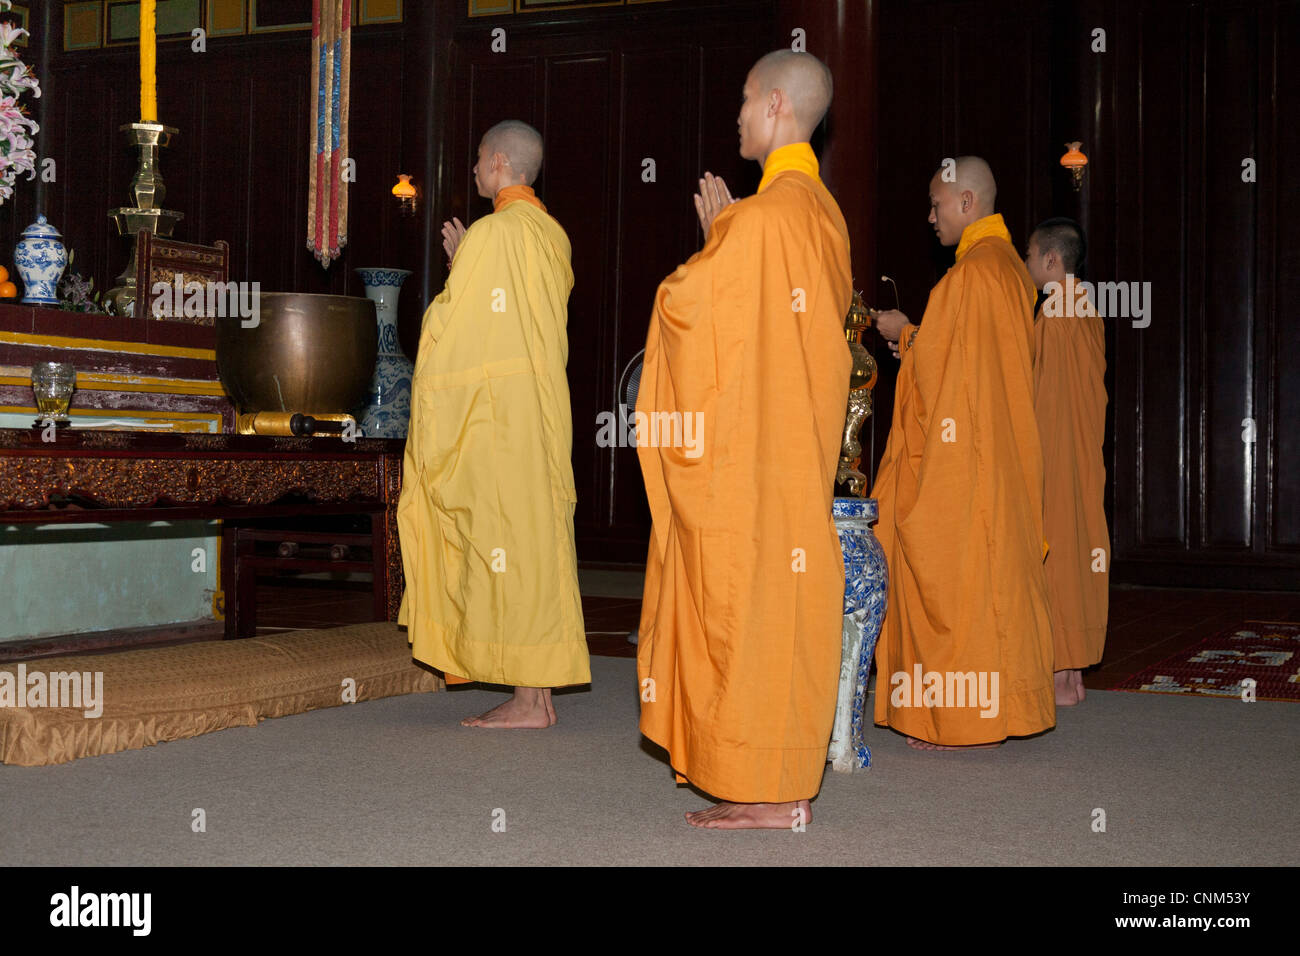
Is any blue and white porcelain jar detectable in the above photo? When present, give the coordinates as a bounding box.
[355,267,414,439]
[15,216,68,306]
[828,496,889,772]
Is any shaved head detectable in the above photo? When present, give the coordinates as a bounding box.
[948,156,997,211]
[927,155,999,246]
[750,50,833,138]
[481,119,544,186]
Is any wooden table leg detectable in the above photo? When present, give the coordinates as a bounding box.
[370,511,388,622]
[382,449,404,621]
[221,521,238,640]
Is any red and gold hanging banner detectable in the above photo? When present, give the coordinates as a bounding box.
[307,0,351,268]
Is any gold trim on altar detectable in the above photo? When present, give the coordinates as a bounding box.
[0,405,222,432]
[0,373,226,396]
[0,331,216,361]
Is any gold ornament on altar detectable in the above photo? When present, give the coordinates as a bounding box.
[837,288,880,497]
[106,3,183,316]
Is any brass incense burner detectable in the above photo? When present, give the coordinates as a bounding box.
[837,290,879,497]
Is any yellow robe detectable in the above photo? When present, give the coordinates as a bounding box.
[1035,293,1109,669]
[871,214,1055,744]
[397,187,590,688]
[637,143,852,803]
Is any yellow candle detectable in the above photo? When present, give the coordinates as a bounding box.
[140,0,157,122]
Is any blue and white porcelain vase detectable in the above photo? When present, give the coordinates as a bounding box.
[828,496,889,773]
[356,267,414,438]
[15,216,68,306]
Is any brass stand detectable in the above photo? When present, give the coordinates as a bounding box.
[836,292,879,497]
[107,122,185,318]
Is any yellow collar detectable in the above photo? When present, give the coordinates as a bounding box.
[757,142,820,193]
[955,213,1011,261]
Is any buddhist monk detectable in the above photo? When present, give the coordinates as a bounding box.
[1024,217,1109,706]
[397,119,590,728]
[871,157,1055,750]
[636,50,852,828]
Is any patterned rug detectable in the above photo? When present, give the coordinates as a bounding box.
[1111,621,1300,702]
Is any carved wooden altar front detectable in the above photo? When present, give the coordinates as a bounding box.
[0,429,405,633]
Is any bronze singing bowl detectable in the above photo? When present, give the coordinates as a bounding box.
[215,292,378,414]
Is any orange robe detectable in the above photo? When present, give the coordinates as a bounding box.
[871,214,1055,745]
[1035,293,1109,669]
[636,142,852,803]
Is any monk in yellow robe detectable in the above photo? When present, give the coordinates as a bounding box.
[871,157,1055,750]
[397,119,590,728]
[637,51,852,828]
[1024,218,1109,706]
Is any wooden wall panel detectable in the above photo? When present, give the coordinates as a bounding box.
[1089,0,1298,586]
[608,47,692,537]
[197,75,253,285]
[1267,0,1300,553]
[545,52,617,543]
[1129,0,1191,551]
[1201,4,1257,550]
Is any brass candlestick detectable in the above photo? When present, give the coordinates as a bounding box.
[107,122,185,317]
[836,291,879,497]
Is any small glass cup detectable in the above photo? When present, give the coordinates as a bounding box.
[31,362,76,422]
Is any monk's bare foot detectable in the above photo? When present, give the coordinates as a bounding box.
[542,687,556,725]
[685,799,812,830]
[461,687,555,728]
[1073,668,1086,703]
[1055,669,1083,706]
[906,736,1002,751]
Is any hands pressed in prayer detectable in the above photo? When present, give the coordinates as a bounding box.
[442,217,467,268]
[694,172,736,238]
[874,308,911,359]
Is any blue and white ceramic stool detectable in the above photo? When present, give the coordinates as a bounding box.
[827,497,889,772]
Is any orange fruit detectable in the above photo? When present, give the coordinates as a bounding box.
[0,281,16,298]
[0,266,9,282]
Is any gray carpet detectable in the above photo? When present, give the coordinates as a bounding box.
[1,656,1295,866]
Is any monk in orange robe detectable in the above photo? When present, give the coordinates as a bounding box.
[636,50,851,828]
[1024,218,1110,706]
[872,157,1055,750]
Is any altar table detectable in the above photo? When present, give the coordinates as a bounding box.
[0,428,404,639]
